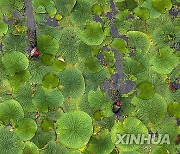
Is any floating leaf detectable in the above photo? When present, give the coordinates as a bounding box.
[44,0,57,17]
[57,111,93,149]
[55,0,76,16]
[41,53,54,66]
[42,141,68,154]
[87,129,114,154]
[151,146,169,154]
[123,57,145,76]
[152,0,172,13]
[167,102,180,118]
[41,119,54,132]
[22,141,39,154]
[110,38,127,51]
[127,31,150,53]
[0,21,8,36]
[58,28,80,64]
[0,127,24,154]
[111,117,148,152]
[58,68,85,99]
[31,129,56,149]
[80,21,104,46]
[133,7,150,20]
[131,94,167,125]
[16,83,35,112]
[2,34,28,53]
[37,35,59,55]
[29,61,53,84]
[0,99,24,124]
[150,46,179,74]
[2,51,29,76]
[85,57,102,73]
[88,88,111,111]
[32,87,64,113]
[152,23,180,49]
[9,70,31,92]
[52,59,67,72]
[42,73,59,89]
[71,0,93,25]
[15,118,37,140]
[136,81,155,99]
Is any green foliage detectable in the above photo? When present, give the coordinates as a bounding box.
[41,141,68,154]
[0,0,179,153]
[58,68,85,99]
[2,52,29,76]
[86,129,114,154]
[111,117,148,152]
[58,27,80,64]
[0,99,24,124]
[71,0,93,25]
[152,0,172,13]
[37,35,59,55]
[22,141,39,154]
[57,111,93,149]
[32,86,64,113]
[80,21,105,46]
[42,73,59,89]
[0,127,24,154]
[15,118,37,140]
[136,81,155,99]
[150,46,179,74]
[127,31,150,53]
[54,0,76,17]
[16,83,35,112]
[131,94,167,125]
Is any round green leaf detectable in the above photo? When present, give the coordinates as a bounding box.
[41,53,54,66]
[111,117,148,152]
[136,81,155,99]
[23,141,39,154]
[133,7,149,20]
[2,34,28,53]
[37,35,59,55]
[80,21,104,46]
[110,38,127,53]
[58,68,85,99]
[58,28,80,64]
[150,46,179,74]
[85,57,102,73]
[0,99,24,124]
[16,83,35,112]
[71,0,93,25]
[87,129,114,154]
[131,94,167,125]
[152,0,172,13]
[32,87,64,113]
[15,118,37,140]
[57,111,93,149]
[52,59,67,72]
[55,0,76,16]
[41,119,54,132]
[42,73,59,89]
[31,129,56,149]
[167,102,180,118]
[127,31,150,53]
[42,141,68,154]
[0,127,24,154]
[0,21,8,36]
[151,146,169,154]
[2,51,29,76]
[88,88,111,111]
